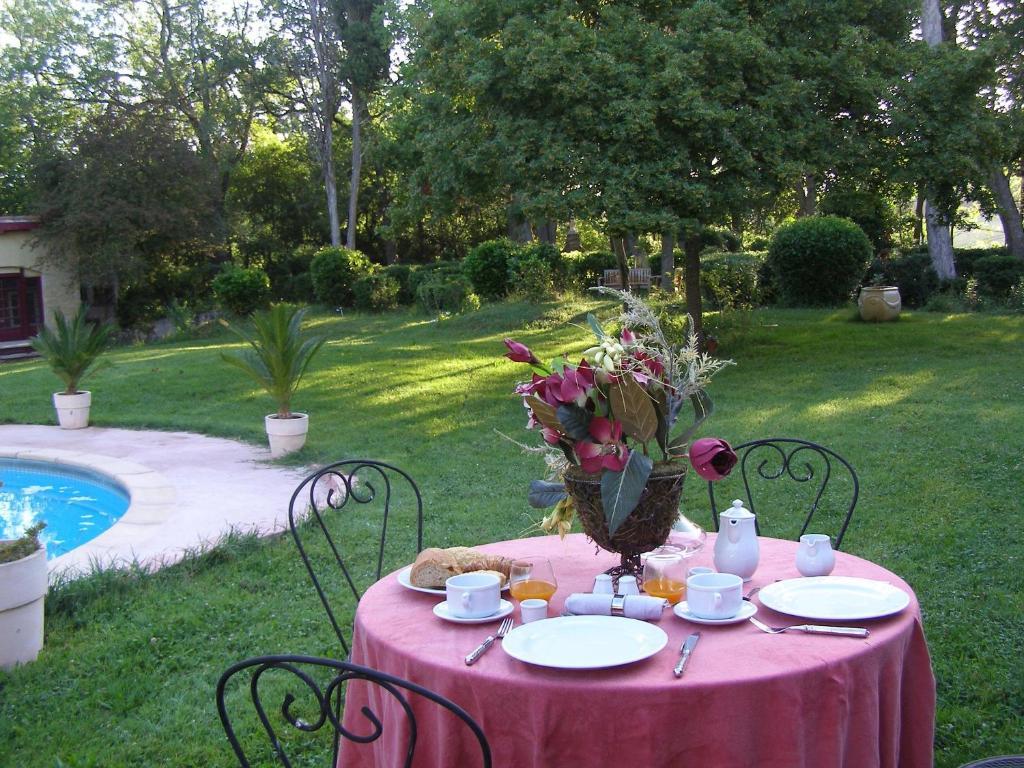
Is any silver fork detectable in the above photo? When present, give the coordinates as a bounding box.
[749,616,869,637]
[465,617,514,665]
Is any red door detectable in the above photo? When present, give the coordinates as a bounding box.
[0,272,43,342]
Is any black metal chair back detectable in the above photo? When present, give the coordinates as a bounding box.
[707,438,859,549]
[216,654,492,768]
[958,759,1024,768]
[288,460,424,656]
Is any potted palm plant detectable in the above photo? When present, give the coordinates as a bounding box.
[221,304,327,457]
[0,523,47,669]
[30,306,114,429]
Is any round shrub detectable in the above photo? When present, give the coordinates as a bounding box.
[701,252,764,310]
[310,246,375,307]
[383,264,415,305]
[973,253,1024,298]
[352,273,400,312]
[212,265,271,316]
[516,242,566,288]
[508,253,556,302]
[563,250,618,291]
[463,239,518,299]
[408,261,464,297]
[767,216,873,306]
[415,274,479,315]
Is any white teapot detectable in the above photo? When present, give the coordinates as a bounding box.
[713,499,759,582]
[796,534,835,577]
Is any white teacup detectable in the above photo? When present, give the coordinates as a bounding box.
[686,572,743,619]
[446,572,501,619]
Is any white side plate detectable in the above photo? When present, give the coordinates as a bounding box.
[502,615,668,670]
[433,599,514,624]
[758,576,910,621]
[396,565,510,595]
[673,600,757,625]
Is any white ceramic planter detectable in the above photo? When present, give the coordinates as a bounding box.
[265,413,309,458]
[0,545,47,669]
[858,286,902,322]
[53,390,92,429]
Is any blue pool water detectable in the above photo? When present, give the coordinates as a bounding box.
[0,458,130,559]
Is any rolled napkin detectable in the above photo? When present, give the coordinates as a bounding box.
[563,593,666,621]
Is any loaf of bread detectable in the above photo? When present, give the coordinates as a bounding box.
[409,547,512,588]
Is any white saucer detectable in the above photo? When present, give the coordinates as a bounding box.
[433,599,514,624]
[673,600,757,625]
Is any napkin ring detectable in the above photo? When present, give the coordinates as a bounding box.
[611,595,626,616]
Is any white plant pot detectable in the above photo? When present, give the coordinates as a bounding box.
[265,413,309,458]
[0,545,47,670]
[53,390,92,430]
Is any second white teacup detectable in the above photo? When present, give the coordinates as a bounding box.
[686,572,743,619]
[446,572,501,619]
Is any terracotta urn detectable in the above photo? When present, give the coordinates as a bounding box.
[858,286,901,322]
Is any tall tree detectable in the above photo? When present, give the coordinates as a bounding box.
[263,0,345,245]
[336,0,391,250]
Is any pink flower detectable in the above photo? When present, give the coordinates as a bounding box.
[576,417,629,473]
[620,328,636,345]
[541,427,562,445]
[504,338,540,365]
[689,437,737,481]
[558,360,596,406]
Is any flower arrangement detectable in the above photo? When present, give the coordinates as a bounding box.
[504,288,736,539]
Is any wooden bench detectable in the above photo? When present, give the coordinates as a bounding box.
[599,268,653,290]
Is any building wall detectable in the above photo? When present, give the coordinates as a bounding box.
[0,231,80,328]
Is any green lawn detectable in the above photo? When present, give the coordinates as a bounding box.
[1,299,1022,767]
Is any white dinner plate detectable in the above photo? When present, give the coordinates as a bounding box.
[673,600,757,625]
[396,566,509,595]
[501,615,668,670]
[758,576,910,621]
[433,599,514,624]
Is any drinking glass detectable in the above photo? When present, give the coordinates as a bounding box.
[643,552,687,605]
[509,556,557,602]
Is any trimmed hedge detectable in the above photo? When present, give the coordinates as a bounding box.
[211,265,271,316]
[866,251,939,309]
[768,216,873,306]
[562,250,618,291]
[310,246,375,307]
[383,264,416,305]
[973,254,1024,298]
[415,273,480,315]
[702,251,764,310]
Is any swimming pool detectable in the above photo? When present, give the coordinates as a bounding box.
[0,458,131,559]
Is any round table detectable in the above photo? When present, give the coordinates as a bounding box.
[338,534,935,768]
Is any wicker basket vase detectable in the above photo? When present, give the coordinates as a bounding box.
[564,462,687,579]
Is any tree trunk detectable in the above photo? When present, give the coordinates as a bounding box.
[924,200,956,280]
[921,0,944,46]
[660,232,675,292]
[610,237,630,291]
[796,174,816,217]
[322,118,341,247]
[1019,159,1023,212]
[346,90,364,250]
[989,167,1024,260]
[507,205,532,242]
[533,221,557,244]
[683,231,704,344]
[913,193,924,246]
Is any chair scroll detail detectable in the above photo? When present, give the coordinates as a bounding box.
[216,654,492,768]
[707,438,859,549]
[288,460,424,656]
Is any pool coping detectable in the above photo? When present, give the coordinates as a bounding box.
[0,447,177,576]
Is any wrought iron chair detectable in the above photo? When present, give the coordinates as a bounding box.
[216,654,492,768]
[707,438,859,549]
[958,758,1024,768]
[288,460,424,657]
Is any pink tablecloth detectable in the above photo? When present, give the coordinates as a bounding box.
[338,534,935,768]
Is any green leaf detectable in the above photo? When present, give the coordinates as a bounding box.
[587,313,607,341]
[608,376,657,443]
[654,388,670,456]
[667,391,715,454]
[527,397,562,432]
[556,404,592,441]
[601,451,653,535]
[528,480,567,509]
[550,356,568,373]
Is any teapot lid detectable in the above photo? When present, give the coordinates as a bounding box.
[721,499,754,520]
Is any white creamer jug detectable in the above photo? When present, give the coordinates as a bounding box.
[796,533,835,577]
[713,499,759,582]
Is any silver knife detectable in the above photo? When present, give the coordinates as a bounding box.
[791,625,869,637]
[673,632,701,678]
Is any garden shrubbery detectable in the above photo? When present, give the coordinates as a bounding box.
[973,253,1024,298]
[212,264,271,315]
[767,216,873,306]
[701,251,764,310]
[819,186,897,253]
[562,250,617,291]
[352,272,401,312]
[463,239,519,299]
[310,246,374,307]
[866,250,938,308]
[415,272,480,315]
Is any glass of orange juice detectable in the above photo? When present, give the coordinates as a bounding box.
[509,556,557,602]
[643,552,686,605]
